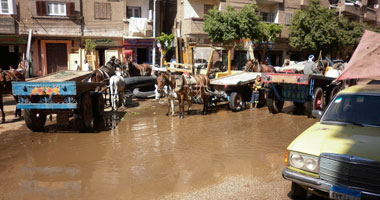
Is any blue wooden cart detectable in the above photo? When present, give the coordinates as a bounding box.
[12,71,105,132]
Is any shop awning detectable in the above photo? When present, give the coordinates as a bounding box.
[338,30,380,80]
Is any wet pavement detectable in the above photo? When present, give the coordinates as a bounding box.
[0,96,318,200]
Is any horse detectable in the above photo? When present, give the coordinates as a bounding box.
[0,69,25,123]
[245,60,276,73]
[157,71,210,118]
[126,59,152,77]
[109,70,126,111]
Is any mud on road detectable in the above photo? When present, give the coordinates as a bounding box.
[0,96,318,200]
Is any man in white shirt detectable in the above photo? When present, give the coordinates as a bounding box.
[73,60,80,71]
[83,60,91,71]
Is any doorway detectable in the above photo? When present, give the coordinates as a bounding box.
[137,48,148,64]
[0,45,19,70]
[46,43,68,73]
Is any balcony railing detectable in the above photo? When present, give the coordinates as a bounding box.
[182,18,206,35]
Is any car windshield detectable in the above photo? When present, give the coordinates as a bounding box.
[322,94,380,127]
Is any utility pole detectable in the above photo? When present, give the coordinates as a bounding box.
[152,0,157,70]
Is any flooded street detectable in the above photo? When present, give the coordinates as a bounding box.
[0,98,317,200]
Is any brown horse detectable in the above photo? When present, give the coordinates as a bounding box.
[245,60,276,73]
[157,71,210,118]
[126,59,152,77]
[0,69,25,123]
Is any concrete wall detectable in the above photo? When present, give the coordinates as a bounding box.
[83,0,124,37]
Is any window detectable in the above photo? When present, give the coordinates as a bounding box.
[47,2,66,16]
[95,3,111,19]
[127,6,141,18]
[0,0,15,14]
[204,4,215,15]
[285,13,293,25]
[261,12,275,23]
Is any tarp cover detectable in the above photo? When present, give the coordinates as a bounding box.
[338,30,380,80]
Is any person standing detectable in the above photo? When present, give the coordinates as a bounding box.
[73,60,80,71]
[250,75,262,109]
[83,60,91,71]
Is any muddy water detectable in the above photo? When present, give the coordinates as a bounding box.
[0,100,317,200]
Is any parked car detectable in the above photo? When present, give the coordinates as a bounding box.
[282,83,380,199]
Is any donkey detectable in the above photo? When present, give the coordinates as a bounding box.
[245,59,276,73]
[109,70,126,111]
[126,58,152,77]
[157,71,210,118]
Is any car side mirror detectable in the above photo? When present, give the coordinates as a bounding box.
[312,110,323,119]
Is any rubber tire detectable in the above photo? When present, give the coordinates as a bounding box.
[93,94,104,119]
[24,109,46,132]
[306,87,324,118]
[289,182,307,199]
[79,94,93,131]
[266,97,284,114]
[229,92,243,112]
[328,86,340,104]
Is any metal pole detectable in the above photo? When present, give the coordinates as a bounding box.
[26,29,33,78]
[152,0,157,70]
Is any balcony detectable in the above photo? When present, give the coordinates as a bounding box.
[123,18,153,38]
[182,18,206,35]
[364,7,378,21]
[337,1,363,17]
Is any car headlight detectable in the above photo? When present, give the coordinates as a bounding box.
[288,151,319,173]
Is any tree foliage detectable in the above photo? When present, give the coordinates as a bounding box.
[156,33,175,51]
[84,39,97,54]
[156,33,175,67]
[204,3,282,62]
[289,0,378,57]
[289,0,340,54]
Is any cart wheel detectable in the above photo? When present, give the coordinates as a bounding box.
[80,93,93,130]
[24,109,46,132]
[266,96,284,114]
[93,94,104,119]
[328,86,340,104]
[305,87,325,117]
[229,92,243,112]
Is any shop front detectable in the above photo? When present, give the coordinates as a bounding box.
[0,35,27,70]
[92,38,123,67]
[123,38,154,64]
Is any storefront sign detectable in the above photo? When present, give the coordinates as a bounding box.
[93,38,122,47]
[123,39,154,47]
[0,35,27,45]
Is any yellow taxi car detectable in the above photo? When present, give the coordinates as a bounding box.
[282,83,380,200]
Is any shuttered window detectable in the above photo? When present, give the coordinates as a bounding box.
[127,6,141,18]
[95,2,111,19]
[36,1,47,16]
[285,13,293,25]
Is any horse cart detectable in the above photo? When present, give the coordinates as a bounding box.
[12,71,105,132]
[262,73,341,117]
[210,72,265,112]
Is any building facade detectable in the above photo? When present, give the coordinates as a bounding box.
[0,0,26,71]
[175,0,380,67]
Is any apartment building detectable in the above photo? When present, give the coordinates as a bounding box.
[176,0,380,67]
[0,0,175,76]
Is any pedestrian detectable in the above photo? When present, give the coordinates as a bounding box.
[250,75,262,109]
[73,60,80,71]
[83,59,91,71]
